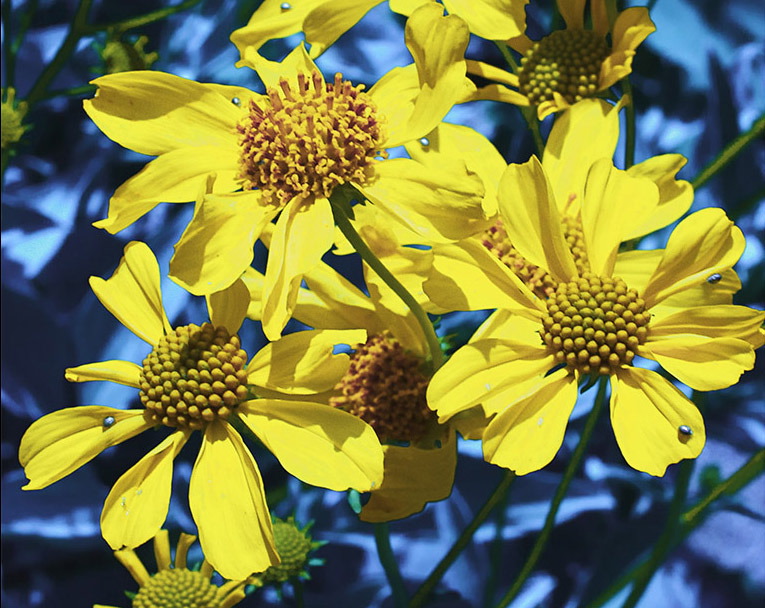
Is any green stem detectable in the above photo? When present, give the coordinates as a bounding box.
[330,194,444,371]
[39,84,97,101]
[292,578,305,608]
[483,476,513,608]
[692,113,765,190]
[374,523,408,608]
[495,377,608,608]
[86,0,204,34]
[622,77,636,169]
[410,470,517,608]
[3,0,13,88]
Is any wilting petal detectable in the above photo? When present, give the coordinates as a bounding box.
[101,430,189,550]
[20,407,152,490]
[206,278,250,335]
[239,399,384,491]
[482,369,577,475]
[89,241,171,345]
[247,329,366,394]
[611,368,705,476]
[65,360,142,387]
[190,421,278,579]
[361,431,457,522]
[304,0,384,57]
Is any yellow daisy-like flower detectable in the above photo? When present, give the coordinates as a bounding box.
[230,0,528,60]
[83,4,485,341]
[469,0,656,118]
[426,157,764,477]
[19,241,384,579]
[94,530,248,608]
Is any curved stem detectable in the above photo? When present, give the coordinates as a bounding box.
[495,377,608,608]
[622,77,636,169]
[86,0,204,34]
[374,523,408,608]
[410,470,517,608]
[330,195,444,371]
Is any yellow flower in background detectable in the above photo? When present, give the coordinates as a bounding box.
[231,0,528,60]
[426,156,764,477]
[469,0,655,118]
[1,87,29,150]
[83,4,485,341]
[19,241,384,579]
[94,530,248,608]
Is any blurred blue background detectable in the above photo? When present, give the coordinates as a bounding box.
[2,1,764,607]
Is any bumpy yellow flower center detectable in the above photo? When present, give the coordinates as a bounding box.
[139,323,249,430]
[237,71,385,207]
[518,29,609,106]
[132,569,223,608]
[330,332,434,443]
[262,518,314,584]
[541,273,650,376]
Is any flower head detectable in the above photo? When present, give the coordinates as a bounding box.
[255,517,324,586]
[2,87,29,150]
[19,242,384,578]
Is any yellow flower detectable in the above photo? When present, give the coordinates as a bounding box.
[94,530,248,608]
[83,4,485,341]
[19,241,384,579]
[426,157,764,477]
[1,87,29,149]
[230,0,528,60]
[469,0,656,118]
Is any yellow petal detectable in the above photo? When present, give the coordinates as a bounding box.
[427,338,554,421]
[498,157,578,281]
[113,548,150,585]
[599,8,655,89]
[303,0,384,58]
[469,308,542,343]
[170,189,275,295]
[101,430,189,550]
[482,369,577,475]
[20,407,151,490]
[84,71,243,156]
[581,159,659,276]
[641,208,745,308]
[153,529,172,570]
[361,431,457,522]
[261,197,335,340]
[469,83,529,106]
[64,360,142,387]
[248,43,319,90]
[89,241,171,345]
[368,63,420,148]
[247,329,367,394]
[444,0,527,40]
[590,0,609,35]
[206,278,250,335]
[611,368,705,476]
[190,421,278,579]
[649,305,765,345]
[93,147,241,234]
[557,0,586,29]
[357,158,486,242]
[641,336,755,391]
[239,399,384,491]
[465,60,519,87]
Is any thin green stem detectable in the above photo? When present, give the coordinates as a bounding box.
[622,77,636,169]
[3,0,13,88]
[483,477,513,608]
[329,194,444,371]
[39,84,96,101]
[292,578,305,608]
[374,523,408,608]
[410,470,517,608]
[495,378,608,608]
[692,113,765,190]
[86,0,204,34]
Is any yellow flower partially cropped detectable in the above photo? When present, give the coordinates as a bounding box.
[1,87,29,150]
[19,242,384,579]
[469,0,655,118]
[231,0,528,60]
[84,4,484,341]
[94,530,248,608]
[426,157,764,477]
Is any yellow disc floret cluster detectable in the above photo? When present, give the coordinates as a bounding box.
[541,273,650,376]
[132,569,224,608]
[261,517,316,585]
[518,30,609,106]
[237,70,384,207]
[330,332,434,443]
[139,322,249,430]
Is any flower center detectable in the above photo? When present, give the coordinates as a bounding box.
[541,273,650,376]
[329,332,434,443]
[132,568,224,608]
[237,71,385,207]
[261,517,316,585]
[518,29,609,106]
[139,323,249,430]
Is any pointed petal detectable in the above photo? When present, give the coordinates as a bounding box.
[20,407,151,490]
[113,549,150,585]
[261,197,335,340]
[611,368,705,476]
[101,430,189,550]
[469,83,529,106]
[239,399,384,491]
[466,60,519,87]
[303,0,384,57]
[361,431,456,522]
[642,208,745,308]
[205,278,250,336]
[247,43,319,90]
[190,421,278,579]
[483,369,577,475]
[599,8,655,89]
[89,241,171,345]
[65,360,142,387]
